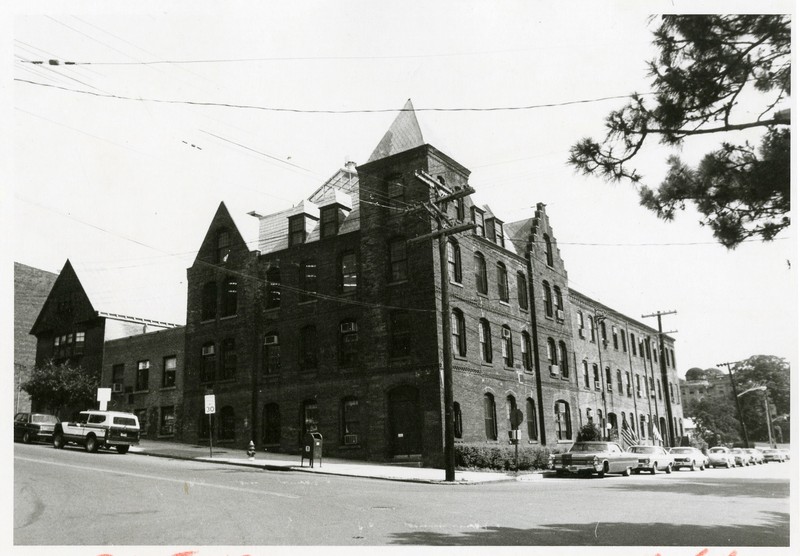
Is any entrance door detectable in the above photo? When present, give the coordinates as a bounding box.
[388,385,421,456]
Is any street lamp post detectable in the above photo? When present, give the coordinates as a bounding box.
[737,385,773,449]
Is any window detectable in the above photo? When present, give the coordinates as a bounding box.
[612,326,619,350]
[589,316,596,342]
[221,276,238,317]
[265,267,281,309]
[299,261,317,303]
[636,375,642,397]
[626,371,632,396]
[339,320,359,366]
[494,220,505,248]
[521,332,532,371]
[543,281,553,318]
[583,360,590,388]
[300,326,318,370]
[263,332,280,375]
[220,406,235,440]
[670,383,676,404]
[547,337,557,366]
[497,263,509,302]
[451,309,467,357]
[586,408,593,424]
[517,272,528,310]
[640,414,647,438]
[112,364,124,387]
[605,367,612,391]
[135,409,148,437]
[201,281,217,320]
[341,397,360,440]
[262,403,280,444]
[472,207,485,237]
[630,333,637,356]
[162,356,177,388]
[216,229,231,263]
[339,252,357,294]
[388,238,407,282]
[577,311,585,337]
[390,311,411,359]
[456,198,465,221]
[600,321,607,345]
[559,341,569,378]
[201,342,215,382]
[483,393,497,440]
[474,252,488,294]
[554,400,572,440]
[387,175,405,216]
[302,399,319,435]
[485,218,496,243]
[543,234,554,267]
[553,286,563,316]
[220,338,237,380]
[526,398,538,440]
[453,402,463,439]
[501,325,514,367]
[506,395,518,429]
[621,331,627,352]
[320,206,339,239]
[479,319,492,363]
[74,331,85,355]
[447,239,462,283]
[136,360,150,391]
[288,215,306,246]
[593,364,600,390]
[159,406,175,436]
[617,369,623,394]
[657,379,663,400]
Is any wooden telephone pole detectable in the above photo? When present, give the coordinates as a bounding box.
[642,310,677,446]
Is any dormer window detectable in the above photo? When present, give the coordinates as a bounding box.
[472,207,485,237]
[216,230,231,263]
[288,215,306,246]
[320,206,340,239]
[494,220,505,248]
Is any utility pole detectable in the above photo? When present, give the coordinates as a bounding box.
[642,310,677,446]
[412,170,475,482]
[719,360,749,447]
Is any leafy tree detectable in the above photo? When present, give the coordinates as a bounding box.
[576,423,603,441]
[21,359,100,418]
[734,355,790,442]
[684,396,742,446]
[569,15,790,248]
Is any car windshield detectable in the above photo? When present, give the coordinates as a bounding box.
[570,443,609,452]
[31,414,58,424]
[630,447,656,454]
[670,448,693,454]
[710,448,726,453]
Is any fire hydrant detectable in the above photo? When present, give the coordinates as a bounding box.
[247,441,256,460]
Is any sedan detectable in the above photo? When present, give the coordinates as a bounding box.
[629,445,674,474]
[745,448,765,464]
[762,448,787,463]
[548,441,638,478]
[669,447,708,471]
[708,446,736,468]
[14,412,60,444]
[730,448,751,466]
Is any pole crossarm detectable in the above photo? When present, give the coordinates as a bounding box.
[414,170,451,194]
[641,310,677,318]
[434,186,476,205]
[407,222,476,244]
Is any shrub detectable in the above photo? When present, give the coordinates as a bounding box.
[454,443,553,471]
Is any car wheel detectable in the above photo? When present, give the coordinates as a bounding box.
[22,431,31,444]
[116,445,130,454]
[85,435,99,453]
[597,462,608,478]
[665,463,672,474]
[651,463,657,475]
[690,461,696,471]
[53,433,65,449]
[726,461,731,468]
[700,462,705,471]
[622,466,631,477]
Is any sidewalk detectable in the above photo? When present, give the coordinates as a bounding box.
[129,439,533,484]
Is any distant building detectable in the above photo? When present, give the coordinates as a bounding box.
[14,262,58,413]
[679,367,734,406]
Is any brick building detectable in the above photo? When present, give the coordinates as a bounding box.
[14,262,58,413]
[178,101,684,464]
[679,367,733,406]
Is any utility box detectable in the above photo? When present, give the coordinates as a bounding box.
[301,432,323,468]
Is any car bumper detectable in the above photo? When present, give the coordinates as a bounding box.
[550,462,604,474]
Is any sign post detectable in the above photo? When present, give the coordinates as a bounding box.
[205,394,216,458]
[97,388,111,411]
[510,409,524,473]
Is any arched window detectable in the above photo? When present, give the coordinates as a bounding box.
[543,233,553,267]
[201,342,215,383]
[501,325,514,366]
[219,406,235,440]
[221,276,238,317]
[265,267,281,309]
[526,398,538,440]
[483,393,497,440]
[506,395,517,429]
[577,310,585,338]
[521,331,532,371]
[262,403,280,444]
[388,237,407,282]
[583,360,590,388]
[450,309,467,357]
[593,364,600,390]
[341,397,360,441]
[657,379,662,400]
[479,319,492,363]
[453,402,463,439]
[621,331,627,352]
[617,369,623,394]
[543,281,553,318]
[339,251,357,294]
[447,239,462,283]
[600,321,607,345]
[201,281,217,321]
[302,399,319,436]
[517,271,528,310]
[554,400,572,440]
[553,286,563,316]
[299,261,317,303]
[605,366,612,391]
[640,414,647,438]
[589,316,596,342]
[497,263,509,302]
[339,319,358,367]
[263,332,280,376]
[630,333,637,356]
[219,338,236,380]
[474,252,488,294]
[559,341,569,378]
[546,337,557,366]
[300,326,318,370]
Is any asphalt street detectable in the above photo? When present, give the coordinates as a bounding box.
[14,442,791,547]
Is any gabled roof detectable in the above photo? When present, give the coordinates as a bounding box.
[367,99,426,163]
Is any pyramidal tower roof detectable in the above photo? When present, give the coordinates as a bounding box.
[367,99,426,163]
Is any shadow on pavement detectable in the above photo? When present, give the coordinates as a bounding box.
[388,511,790,546]
[607,478,789,499]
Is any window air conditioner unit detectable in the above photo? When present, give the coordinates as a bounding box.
[556,309,565,321]
[594,380,601,390]
[502,328,511,339]
[112,383,123,393]
[637,390,643,397]
[650,389,656,398]
[264,335,278,346]
[340,322,358,333]
[202,345,215,356]
[578,329,585,338]
[549,364,560,376]
[626,385,632,396]
[344,333,359,343]
[344,434,359,445]
[607,384,613,393]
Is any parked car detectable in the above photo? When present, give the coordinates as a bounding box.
[778,449,790,461]
[707,446,736,468]
[730,448,751,466]
[53,410,140,454]
[744,448,765,464]
[669,447,708,471]
[762,449,787,463]
[629,445,674,474]
[14,412,60,444]
[548,441,637,478]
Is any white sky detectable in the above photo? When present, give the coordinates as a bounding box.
[4,0,796,377]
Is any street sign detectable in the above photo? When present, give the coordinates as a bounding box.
[510,408,524,429]
[96,388,111,402]
[204,394,216,415]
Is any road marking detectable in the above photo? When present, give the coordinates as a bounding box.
[15,456,300,499]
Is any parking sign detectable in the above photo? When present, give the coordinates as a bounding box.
[204,394,216,415]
